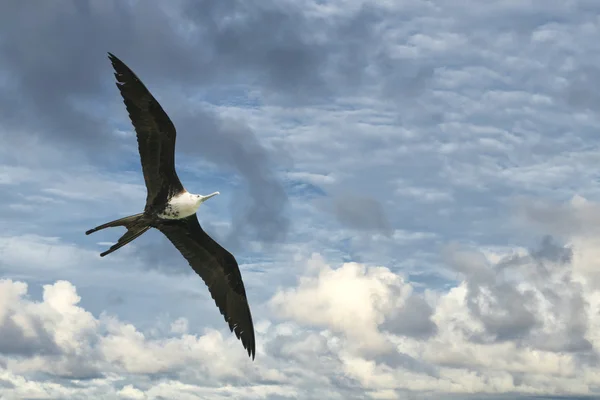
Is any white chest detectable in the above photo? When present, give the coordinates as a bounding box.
[158,192,200,220]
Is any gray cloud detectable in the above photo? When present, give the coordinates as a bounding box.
[473,252,540,342]
[516,196,600,238]
[445,236,592,352]
[0,378,15,389]
[0,1,296,245]
[0,0,434,248]
[372,351,439,378]
[172,113,289,245]
[503,237,591,353]
[381,294,438,339]
[444,244,539,342]
[0,0,430,151]
[331,195,392,235]
[565,65,600,113]
[0,311,59,357]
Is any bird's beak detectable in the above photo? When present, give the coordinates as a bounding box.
[200,192,220,203]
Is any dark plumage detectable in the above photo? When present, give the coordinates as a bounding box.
[85,53,256,360]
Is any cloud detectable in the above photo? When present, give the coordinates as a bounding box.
[442,236,593,354]
[0,280,60,357]
[516,195,600,292]
[0,0,432,153]
[175,115,289,245]
[5,1,600,399]
[330,196,392,236]
[3,246,600,398]
[1,0,318,246]
[516,194,600,239]
[443,243,540,342]
[270,254,416,355]
[380,294,437,339]
[0,0,446,249]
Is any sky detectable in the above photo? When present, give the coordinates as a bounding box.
[1,0,600,399]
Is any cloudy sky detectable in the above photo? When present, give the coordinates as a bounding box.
[1,0,600,399]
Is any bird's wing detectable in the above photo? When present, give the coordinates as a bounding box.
[108,53,184,208]
[156,215,256,359]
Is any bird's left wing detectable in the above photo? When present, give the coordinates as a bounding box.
[108,53,184,209]
[156,215,256,359]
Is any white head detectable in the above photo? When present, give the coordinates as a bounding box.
[195,191,220,206]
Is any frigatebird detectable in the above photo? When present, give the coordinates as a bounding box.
[86,53,255,359]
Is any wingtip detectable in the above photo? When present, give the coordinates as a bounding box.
[248,339,256,360]
[107,52,122,69]
[107,53,119,70]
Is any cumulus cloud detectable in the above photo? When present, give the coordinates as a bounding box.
[3,245,598,398]
[269,246,600,397]
[0,279,269,398]
[270,254,414,354]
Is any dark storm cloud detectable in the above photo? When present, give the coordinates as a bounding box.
[332,196,392,235]
[0,0,430,149]
[0,0,431,246]
[171,112,289,245]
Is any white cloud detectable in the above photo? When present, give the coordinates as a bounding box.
[270,254,413,354]
[2,240,600,398]
[170,317,189,335]
[118,385,147,400]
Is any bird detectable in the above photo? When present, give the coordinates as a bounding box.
[85,52,256,360]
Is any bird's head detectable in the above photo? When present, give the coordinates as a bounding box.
[195,191,220,206]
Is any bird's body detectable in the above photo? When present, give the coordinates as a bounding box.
[157,191,220,220]
[85,53,256,359]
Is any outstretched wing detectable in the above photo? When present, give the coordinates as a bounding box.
[108,53,184,208]
[156,215,256,359]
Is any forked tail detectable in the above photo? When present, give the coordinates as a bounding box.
[86,213,150,257]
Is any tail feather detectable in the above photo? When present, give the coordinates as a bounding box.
[85,213,145,235]
[100,225,151,257]
[86,213,150,257]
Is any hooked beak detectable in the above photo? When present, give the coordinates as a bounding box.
[199,191,220,203]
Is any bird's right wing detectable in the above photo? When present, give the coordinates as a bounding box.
[108,53,184,208]
[156,215,256,359]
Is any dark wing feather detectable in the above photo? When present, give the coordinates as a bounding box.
[156,215,256,359]
[108,53,184,208]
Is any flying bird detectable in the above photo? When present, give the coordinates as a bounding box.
[86,52,255,359]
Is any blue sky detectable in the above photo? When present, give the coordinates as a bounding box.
[2,1,600,399]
